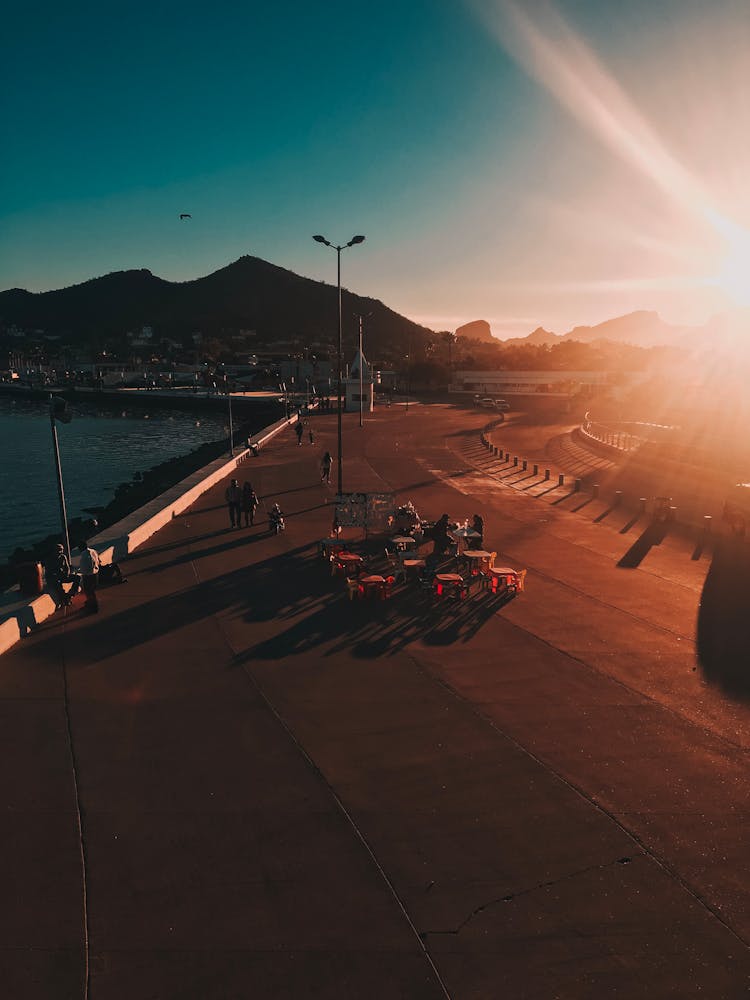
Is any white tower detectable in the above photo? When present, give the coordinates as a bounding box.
[344,345,375,414]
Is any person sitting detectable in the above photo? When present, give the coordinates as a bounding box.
[45,543,81,608]
[430,514,454,557]
[468,513,484,550]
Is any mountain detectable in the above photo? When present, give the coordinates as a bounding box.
[560,310,692,347]
[455,319,495,343]
[0,256,435,358]
[499,311,703,349]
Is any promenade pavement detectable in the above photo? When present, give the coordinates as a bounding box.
[4,401,750,998]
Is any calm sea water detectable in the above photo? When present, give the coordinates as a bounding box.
[0,396,232,560]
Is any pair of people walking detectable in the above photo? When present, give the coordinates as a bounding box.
[226,479,259,528]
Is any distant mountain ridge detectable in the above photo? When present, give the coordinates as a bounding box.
[0,256,434,358]
[493,310,705,349]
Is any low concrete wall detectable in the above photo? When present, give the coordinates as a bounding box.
[0,413,295,656]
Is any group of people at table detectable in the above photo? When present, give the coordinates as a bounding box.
[323,506,524,601]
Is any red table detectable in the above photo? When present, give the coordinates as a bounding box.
[332,552,364,577]
[359,574,387,599]
[433,573,467,600]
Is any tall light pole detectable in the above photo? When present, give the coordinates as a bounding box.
[353,311,372,428]
[313,234,365,495]
[49,394,73,561]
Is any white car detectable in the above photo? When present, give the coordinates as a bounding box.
[494,399,511,411]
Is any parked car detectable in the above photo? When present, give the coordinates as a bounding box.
[479,397,498,409]
[494,399,511,411]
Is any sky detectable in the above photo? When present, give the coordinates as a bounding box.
[3,0,750,339]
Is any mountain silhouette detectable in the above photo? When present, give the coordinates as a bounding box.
[498,310,704,349]
[0,256,434,358]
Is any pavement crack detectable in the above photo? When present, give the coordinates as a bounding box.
[426,856,635,937]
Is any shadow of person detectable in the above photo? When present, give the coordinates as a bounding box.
[697,537,750,699]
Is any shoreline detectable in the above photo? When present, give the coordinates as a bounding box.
[0,393,285,584]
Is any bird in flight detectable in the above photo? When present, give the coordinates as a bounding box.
[179,213,192,220]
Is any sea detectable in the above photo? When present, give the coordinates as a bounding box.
[0,395,234,561]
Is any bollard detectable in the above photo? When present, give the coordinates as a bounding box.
[703,514,712,534]
[574,478,581,492]
[494,446,499,457]
[614,490,623,506]
[514,456,518,466]
[639,497,647,514]
[505,451,510,462]
[558,474,564,487]
[522,460,527,471]
[533,464,538,476]
[592,483,599,498]
[545,469,550,480]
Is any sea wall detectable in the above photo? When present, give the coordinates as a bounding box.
[0,413,296,656]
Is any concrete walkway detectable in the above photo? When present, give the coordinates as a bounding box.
[3,402,750,998]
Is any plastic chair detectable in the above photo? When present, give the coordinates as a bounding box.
[384,549,406,583]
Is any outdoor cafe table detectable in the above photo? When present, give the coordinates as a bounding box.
[402,558,426,579]
[433,573,466,599]
[391,536,417,551]
[332,551,363,576]
[359,574,387,599]
[485,566,521,595]
[449,526,481,553]
[461,550,493,574]
[320,538,347,559]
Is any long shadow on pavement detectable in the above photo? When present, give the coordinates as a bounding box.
[617,522,668,569]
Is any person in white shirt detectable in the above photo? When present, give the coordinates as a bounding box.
[78,542,101,613]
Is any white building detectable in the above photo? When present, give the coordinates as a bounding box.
[344,346,374,413]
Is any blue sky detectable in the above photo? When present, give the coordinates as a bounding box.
[3,0,750,337]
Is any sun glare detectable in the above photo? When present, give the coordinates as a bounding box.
[710,229,750,308]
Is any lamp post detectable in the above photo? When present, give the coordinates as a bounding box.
[312,234,365,496]
[49,394,72,561]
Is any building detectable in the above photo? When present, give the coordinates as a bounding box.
[344,346,374,413]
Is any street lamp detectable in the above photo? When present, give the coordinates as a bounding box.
[312,233,365,495]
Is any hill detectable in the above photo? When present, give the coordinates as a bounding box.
[499,311,702,349]
[455,319,495,343]
[0,256,435,360]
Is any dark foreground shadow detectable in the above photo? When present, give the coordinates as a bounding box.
[697,538,750,699]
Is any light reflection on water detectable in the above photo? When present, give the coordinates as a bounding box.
[0,397,229,559]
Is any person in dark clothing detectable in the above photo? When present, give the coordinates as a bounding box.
[468,514,484,550]
[431,514,454,557]
[321,451,332,484]
[241,482,259,526]
[46,544,81,608]
[225,478,242,528]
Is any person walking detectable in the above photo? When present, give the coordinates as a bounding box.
[241,481,259,526]
[295,421,304,446]
[225,478,242,528]
[308,425,314,445]
[78,541,101,613]
[321,451,332,484]
[45,543,80,608]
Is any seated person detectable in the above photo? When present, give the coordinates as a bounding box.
[430,513,455,557]
[45,543,81,608]
[468,514,484,550]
